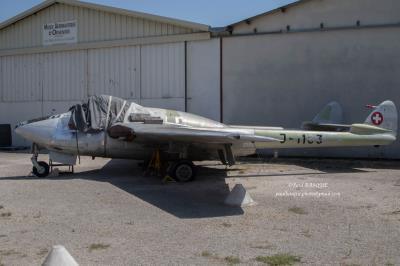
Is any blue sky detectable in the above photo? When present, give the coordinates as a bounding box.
[0,0,297,27]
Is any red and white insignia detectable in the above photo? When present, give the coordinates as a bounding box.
[371,112,384,126]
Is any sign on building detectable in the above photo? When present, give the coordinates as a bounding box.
[43,20,77,45]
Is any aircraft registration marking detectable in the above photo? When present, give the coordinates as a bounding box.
[280,133,323,145]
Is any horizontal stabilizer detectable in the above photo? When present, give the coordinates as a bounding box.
[302,122,350,132]
[350,123,394,135]
[302,101,345,131]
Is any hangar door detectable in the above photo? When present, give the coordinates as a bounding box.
[1,41,186,146]
[87,42,186,111]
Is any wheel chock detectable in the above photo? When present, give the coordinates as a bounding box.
[162,175,175,183]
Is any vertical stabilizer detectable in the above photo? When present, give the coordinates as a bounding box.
[364,100,397,136]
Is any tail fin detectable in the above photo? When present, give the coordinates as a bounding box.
[364,100,398,135]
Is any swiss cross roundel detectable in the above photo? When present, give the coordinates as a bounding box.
[371,112,384,126]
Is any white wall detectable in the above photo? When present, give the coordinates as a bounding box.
[187,38,220,121]
[222,27,400,158]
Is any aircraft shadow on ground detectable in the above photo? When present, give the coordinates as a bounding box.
[0,159,244,219]
[99,160,245,219]
[3,157,397,218]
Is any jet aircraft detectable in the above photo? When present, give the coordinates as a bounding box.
[15,95,397,182]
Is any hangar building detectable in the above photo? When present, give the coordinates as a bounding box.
[219,0,400,158]
[1,0,399,159]
[0,0,219,146]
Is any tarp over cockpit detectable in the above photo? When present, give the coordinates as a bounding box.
[68,95,132,133]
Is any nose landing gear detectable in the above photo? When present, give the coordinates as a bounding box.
[32,160,50,177]
[31,144,50,178]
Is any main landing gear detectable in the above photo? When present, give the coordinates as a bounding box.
[168,160,196,182]
[145,149,196,182]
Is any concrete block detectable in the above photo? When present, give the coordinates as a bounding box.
[224,184,257,207]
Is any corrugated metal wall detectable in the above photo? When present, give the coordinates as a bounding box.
[0,41,186,145]
[88,46,140,99]
[0,3,196,50]
[0,1,206,145]
[0,42,185,103]
[42,50,87,101]
[1,51,86,102]
[1,54,42,101]
[141,42,185,99]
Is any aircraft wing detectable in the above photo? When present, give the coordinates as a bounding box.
[108,123,280,144]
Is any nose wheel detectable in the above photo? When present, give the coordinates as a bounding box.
[31,143,50,178]
[32,161,50,178]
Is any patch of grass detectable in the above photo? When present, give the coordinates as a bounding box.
[224,256,240,264]
[288,206,308,215]
[201,251,211,257]
[0,249,19,256]
[301,229,311,238]
[384,210,400,215]
[88,243,110,252]
[200,252,240,264]
[385,263,395,266]
[250,245,275,250]
[0,212,11,217]
[37,248,48,256]
[255,253,301,266]
[222,222,232,228]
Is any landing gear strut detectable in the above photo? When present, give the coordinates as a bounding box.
[31,144,50,178]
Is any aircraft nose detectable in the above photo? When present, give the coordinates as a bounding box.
[14,120,55,146]
[14,124,24,137]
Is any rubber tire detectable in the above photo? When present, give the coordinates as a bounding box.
[170,160,196,182]
[32,161,50,178]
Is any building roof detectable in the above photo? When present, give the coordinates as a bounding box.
[0,0,210,32]
[227,0,309,29]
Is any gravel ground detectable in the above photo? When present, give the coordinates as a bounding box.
[0,152,399,266]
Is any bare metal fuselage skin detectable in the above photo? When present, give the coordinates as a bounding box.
[15,103,396,162]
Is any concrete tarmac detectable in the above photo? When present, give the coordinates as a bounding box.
[0,152,399,265]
